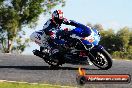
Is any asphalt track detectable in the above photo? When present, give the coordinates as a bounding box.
[0,54,132,88]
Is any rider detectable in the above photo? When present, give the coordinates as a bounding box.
[31,10,91,62]
[31,10,92,61]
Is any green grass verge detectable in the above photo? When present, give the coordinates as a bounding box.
[0,82,73,88]
[113,57,132,60]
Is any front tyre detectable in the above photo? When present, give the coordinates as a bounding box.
[90,48,112,70]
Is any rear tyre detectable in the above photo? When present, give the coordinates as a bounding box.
[33,49,60,67]
[43,55,60,67]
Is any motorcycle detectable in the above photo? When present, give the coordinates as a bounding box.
[31,26,112,70]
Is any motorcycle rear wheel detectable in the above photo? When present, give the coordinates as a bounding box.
[43,56,60,67]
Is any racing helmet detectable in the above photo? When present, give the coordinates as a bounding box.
[52,10,64,24]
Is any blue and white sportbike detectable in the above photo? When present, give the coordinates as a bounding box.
[32,24,112,70]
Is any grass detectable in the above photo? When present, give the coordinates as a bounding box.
[0,82,74,88]
[113,57,132,60]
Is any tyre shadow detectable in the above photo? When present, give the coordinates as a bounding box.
[0,66,101,70]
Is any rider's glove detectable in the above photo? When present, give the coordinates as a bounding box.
[63,18,71,25]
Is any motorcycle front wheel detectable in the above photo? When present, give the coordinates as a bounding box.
[89,48,112,70]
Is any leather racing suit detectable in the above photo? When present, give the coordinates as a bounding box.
[41,19,92,52]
